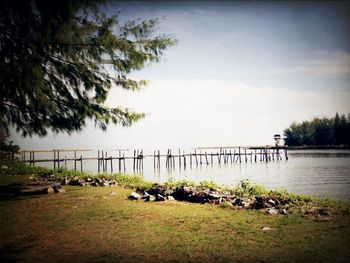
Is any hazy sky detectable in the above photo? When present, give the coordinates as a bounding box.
[13,1,350,151]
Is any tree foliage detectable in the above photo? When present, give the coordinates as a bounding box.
[0,126,20,159]
[283,113,350,146]
[0,0,176,136]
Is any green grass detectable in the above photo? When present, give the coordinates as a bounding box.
[0,186,349,262]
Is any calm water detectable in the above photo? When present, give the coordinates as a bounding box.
[33,149,350,200]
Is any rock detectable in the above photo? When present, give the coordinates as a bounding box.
[61,177,70,185]
[195,191,209,203]
[109,180,116,186]
[145,195,156,202]
[156,194,166,201]
[268,199,276,205]
[109,191,117,196]
[141,191,150,199]
[45,187,55,194]
[253,196,264,209]
[172,186,196,201]
[280,209,288,215]
[128,192,141,200]
[53,186,66,193]
[262,226,271,231]
[224,195,236,202]
[318,208,331,217]
[69,178,81,186]
[208,192,221,199]
[1,165,8,170]
[147,183,167,196]
[241,201,251,209]
[167,196,175,201]
[266,208,278,215]
[232,197,243,206]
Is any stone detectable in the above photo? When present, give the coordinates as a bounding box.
[266,208,278,215]
[167,196,175,201]
[318,208,331,217]
[183,186,196,198]
[241,201,251,208]
[109,180,116,186]
[253,196,264,209]
[173,186,196,201]
[141,191,150,199]
[1,165,8,170]
[53,186,66,193]
[62,177,70,185]
[109,191,117,196]
[156,194,166,201]
[268,199,276,205]
[224,195,236,202]
[145,195,156,202]
[69,179,81,186]
[280,209,288,215]
[45,187,55,194]
[262,226,271,231]
[195,191,209,203]
[208,192,221,199]
[147,183,167,196]
[128,192,141,200]
[232,198,243,206]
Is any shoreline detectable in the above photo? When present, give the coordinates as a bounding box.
[286,145,350,150]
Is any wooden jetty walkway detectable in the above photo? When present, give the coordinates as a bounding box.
[20,146,288,173]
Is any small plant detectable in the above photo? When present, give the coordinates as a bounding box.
[198,181,221,190]
[232,179,268,197]
[164,179,196,189]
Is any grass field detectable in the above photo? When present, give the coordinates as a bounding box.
[1,161,350,262]
[1,184,350,262]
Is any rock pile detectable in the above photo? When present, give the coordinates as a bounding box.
[59,176,117,187]
[30,174,345,219]
[128,184,294,215]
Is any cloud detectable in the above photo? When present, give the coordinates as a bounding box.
[104,78,350,148]
[270,51,350,77]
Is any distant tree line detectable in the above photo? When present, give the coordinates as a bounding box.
[283,113,350,146]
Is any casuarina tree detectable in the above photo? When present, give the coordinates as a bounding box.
[0,0,176,136]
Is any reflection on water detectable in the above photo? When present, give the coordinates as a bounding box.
[35,150,350,200]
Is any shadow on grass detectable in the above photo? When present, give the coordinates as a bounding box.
[0,184,48,201]
[0,237,37,263]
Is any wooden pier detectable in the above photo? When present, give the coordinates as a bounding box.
[20,146,288,173]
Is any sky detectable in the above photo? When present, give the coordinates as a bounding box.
[13,1,350,151]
